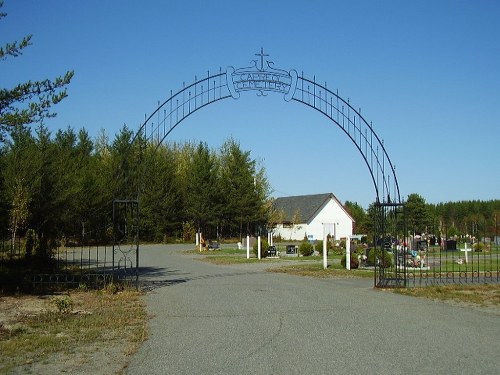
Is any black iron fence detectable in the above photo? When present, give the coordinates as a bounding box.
[0,225,138,292]
[375,241,500,287]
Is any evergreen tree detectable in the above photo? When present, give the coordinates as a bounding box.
[184,142,219,237]
[140,144,183,241]
[219,138,265,238]
[0,2,73,141]
[406,193,429,234]
[344,201,367,234]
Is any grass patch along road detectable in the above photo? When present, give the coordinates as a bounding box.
[393,283,500,310]
[0,287,148,374]
[190,248,373,278]
[268,263,373,278]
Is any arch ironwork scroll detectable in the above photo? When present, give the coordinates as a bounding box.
[128,49,400,205]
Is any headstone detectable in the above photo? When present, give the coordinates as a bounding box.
[446,240,457,251]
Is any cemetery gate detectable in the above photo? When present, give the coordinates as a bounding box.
[122,50,498,287]
[119,49,408,288]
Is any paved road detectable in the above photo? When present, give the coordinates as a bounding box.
[126,244,500,375]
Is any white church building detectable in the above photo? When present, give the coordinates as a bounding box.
[272,193,354,241]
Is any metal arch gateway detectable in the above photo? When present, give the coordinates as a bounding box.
[132,50,401,205]
[118,50,407,288]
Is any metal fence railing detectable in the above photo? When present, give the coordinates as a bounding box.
[1,229,138,292]
[376,242,500,287]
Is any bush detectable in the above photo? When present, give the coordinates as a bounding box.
[315,240,323,253]
[52,295,73,314]
[299,241,314,256]
[321,240,334,250]
[341,254,359,269]
[473,242,484,252]
[368,248,393,268]
[253,238,269,258]
[315,240,333,254]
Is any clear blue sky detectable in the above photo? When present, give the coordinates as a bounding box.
[2,0,499,208]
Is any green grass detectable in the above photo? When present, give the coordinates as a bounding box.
[189,247,372,278]
[404,256,500,273]
[199,251,334,266]
[200,256,264,265]
[267,263,373,278]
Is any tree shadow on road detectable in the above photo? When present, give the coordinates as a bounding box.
[137,265,264,292]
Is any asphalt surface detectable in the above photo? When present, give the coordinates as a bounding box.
[126,244,500,375]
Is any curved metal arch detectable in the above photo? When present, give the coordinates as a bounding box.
[130,69,231,150]
[130,64,401,205]
[291,74,401,204]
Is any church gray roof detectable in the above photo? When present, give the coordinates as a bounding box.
[273,193,337,224]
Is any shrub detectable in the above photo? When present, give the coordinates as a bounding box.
[315,240,323,252]
[299,241,314,256]
[52,295,73,314]
[368,248,393,268]
[473,242,484,252]
[316,239,333,251]
[315,240,333,254]
[341,254,360,269]
[253,238,269,258]
[352,243,367,256]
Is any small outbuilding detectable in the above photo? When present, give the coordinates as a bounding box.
[272,193,354,241]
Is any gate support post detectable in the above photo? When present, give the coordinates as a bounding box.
[374,202,407,288]
[112,199,140,289]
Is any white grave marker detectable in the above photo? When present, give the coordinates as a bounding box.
[461,242,471,264]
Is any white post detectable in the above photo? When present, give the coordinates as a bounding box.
[323,230,328,269]
[346,236,351,270]
[195,232,199,246]
[258,236,261,260]
[246,235,250,259]
[199,232,203,252]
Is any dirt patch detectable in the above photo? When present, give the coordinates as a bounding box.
[0,291,148,374]
[0,295,54,331]
[9,342,129,375]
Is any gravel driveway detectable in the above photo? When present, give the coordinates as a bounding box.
[126,244,500,375]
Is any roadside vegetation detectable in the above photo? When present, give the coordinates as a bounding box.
[393,283,500,308]
[0,286,148,374]
[190,246,373,277]
[267,263,373,278]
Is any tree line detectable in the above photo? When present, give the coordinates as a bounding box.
[2,123,497,253]
[0,124,272,250]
